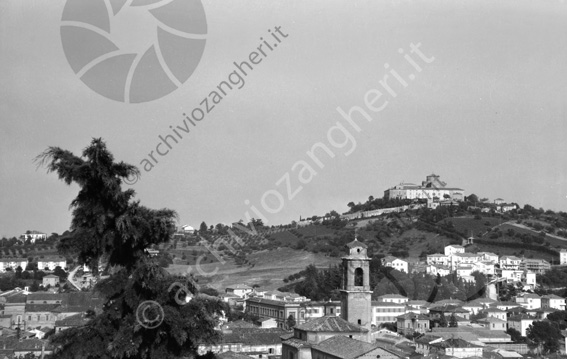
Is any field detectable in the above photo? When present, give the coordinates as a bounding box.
[450,216,503,237]
[166,247,340,291]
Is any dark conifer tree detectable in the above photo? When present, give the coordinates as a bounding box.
[37,139,227,359]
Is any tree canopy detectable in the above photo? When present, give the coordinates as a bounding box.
[36,138,176,275]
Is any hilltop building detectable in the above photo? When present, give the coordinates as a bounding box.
[383,174,465,202]
[19,231,47,243]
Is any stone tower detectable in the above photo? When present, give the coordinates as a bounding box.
[340,238,372,334]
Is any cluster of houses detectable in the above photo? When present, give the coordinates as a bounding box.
[202,239,567,359]
[380,244,556,289]
[0,257,67,273]
[0,289,102,357]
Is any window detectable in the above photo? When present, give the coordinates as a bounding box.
[330,308,334,314]
[354,268,364,286]
[358,319,361,325]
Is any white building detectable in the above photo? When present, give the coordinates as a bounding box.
[456,265,474,281]
[524,271,536,288]
[426,264,451,277]
[372,301,406,325]
[515,293,541,310]
[0,258,29,272]
[501,269,523,283]
[445,245,465,256]
[375,294,409,304]
[225,284,253,298]
[541,295,566,310]
[560,249,567,265]
[451,253,479,270]
[381,256,408,273]
[473,261,495,276]
[507,314,535,336]
[180,225,196,234]
[499,256,521,270]
[427,254,449,266]
[38,257,66,271]
[19,231,47,243]
[477,252,499,263]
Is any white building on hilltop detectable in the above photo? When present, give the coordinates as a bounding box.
[383,174,465,201]
[19,231,47,243]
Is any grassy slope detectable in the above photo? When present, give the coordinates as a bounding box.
[166,247,340,291]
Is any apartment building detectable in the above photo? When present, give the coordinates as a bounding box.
[519,258,550,274]
[372,301,406,326]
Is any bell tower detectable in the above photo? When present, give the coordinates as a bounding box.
[340,238,372,334]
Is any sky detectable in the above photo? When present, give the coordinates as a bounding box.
[1,0,567,237]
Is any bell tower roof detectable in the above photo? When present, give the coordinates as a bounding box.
[346,238,367,249]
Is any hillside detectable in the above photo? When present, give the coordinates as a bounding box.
[162,200,567,288]
[166,247,340,291]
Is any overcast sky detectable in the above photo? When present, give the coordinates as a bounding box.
[1,0,566,237]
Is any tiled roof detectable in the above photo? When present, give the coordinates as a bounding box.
[245,297,300,306]
[4,294,26,304]
[295,316,367,333]
[312,336,377,359]
[27,293,64,301]
[493,301,519,306]
[508,314,535,321]
[280,333,294,340]
[346,239,367,249]
[483,308,505,313]
[397,313,429,321]
[429,304,469,313]
[217,351,257,359]
[432,338,482,349]
[222,320,257,330]
[520,293,540,299]
[476,316,507,323]
[462,303,483,308]
[415,335,442,344]
[221,328,287,345]
[455,253,478,258]
[371,302,406,307]
[282,337,311,349]
[303,301,340,307]
[54,313,89,327]
[25,304,61,312]
[227,284,252,290]
[377,294,408,299]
